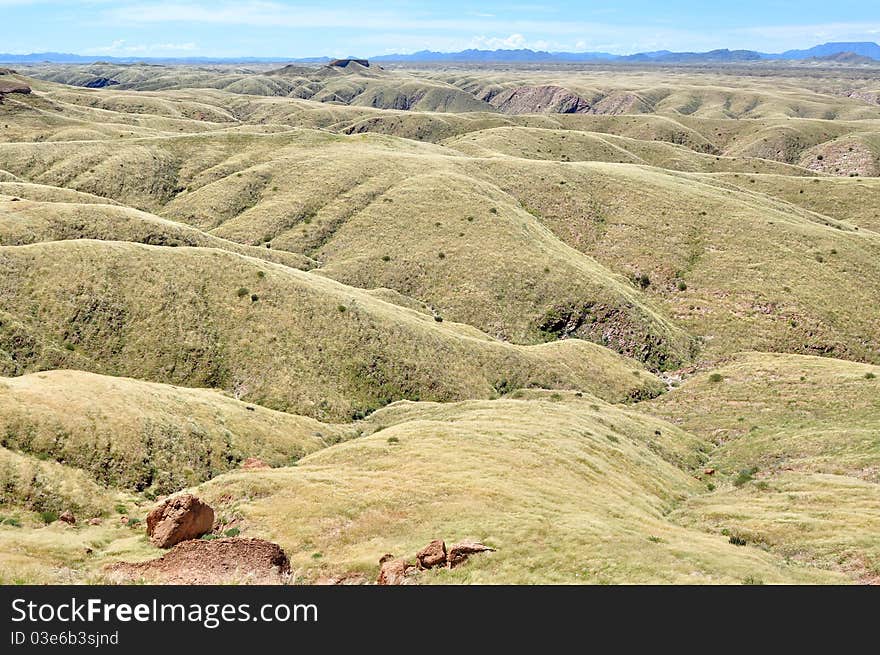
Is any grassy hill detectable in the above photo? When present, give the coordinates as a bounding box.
[0,239,664,420]
[644,353,880,582]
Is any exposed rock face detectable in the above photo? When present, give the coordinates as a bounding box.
[106,538,290,585]
[146,494,214,548]
[0,81,31,95]
[376,555,416,585]
[241,457,271,470]
[447,541,495,568]
[588,91,649,115]
[82,77,119,89]
[490,85,591,115]
[58,510,76,525]
[847,90,880,106]
[416,539,447,569]
[800,140,879,177]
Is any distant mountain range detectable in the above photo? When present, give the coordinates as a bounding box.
[2,42,879,65]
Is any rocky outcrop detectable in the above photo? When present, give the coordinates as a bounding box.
[58,510,76,525]
[107,538,290,585]
[490,85,591,115]
[416,539,447,569]
[0,80,31,95]
[241,457,271,470]
[146,494,214,548]
[446,541,495,568]
[376,554,417,585]
[379,539,495,582]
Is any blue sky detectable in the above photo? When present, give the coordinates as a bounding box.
[2,1,880,58]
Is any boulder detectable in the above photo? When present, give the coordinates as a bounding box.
[416,539,447,569]
[376,555,415,585]
[87,518,102,526]
[58,510,76,525]
[146,494,214,548]
[447,541,495,568]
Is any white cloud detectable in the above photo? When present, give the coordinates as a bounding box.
[85,39,198,55]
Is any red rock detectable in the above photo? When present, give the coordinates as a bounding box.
[376,556,415,585]
[416,539,447,569]
[447,541,495,568]
[146,494,214,548]
[59,510,76,525]
[241,457,270,470]
[87,518,102,526]
[704,468,716,475]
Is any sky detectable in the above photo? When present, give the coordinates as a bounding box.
[2,1,880,58]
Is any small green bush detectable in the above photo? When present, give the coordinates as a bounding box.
[250,294,259,302]
[337,305,347,313]
[733,466,758,487]
[236,287,249,298]
[39,511,58,524]
[677,280,687,291]
[256,270,266,279]
[708,373,723,383]
[387,436,400,444]
[224,528,241,537]
[866,372,877,380]
[381,255,391,262]
[729,535,747,546]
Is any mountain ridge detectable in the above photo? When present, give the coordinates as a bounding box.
[3,42,879,65]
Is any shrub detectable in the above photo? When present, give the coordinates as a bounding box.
[257,270,265,279]
[434,315,443,322]
[742,576,764,585]
[250,294,259,302]
[114,505,128,515]
[708,373,723,383]
[733,466,758,487]
[489,207,498,214]
[381,255,391,262]
[729,535,747,546]
[866,372,877,380]
[636,273,651,289]
[236,287,249,298]
[707,483,716,491]
[39,511,58,524]
[224,528,240,537]
[438,252,445,259]
[647,536,664,543]
[337,305,347,313]
[387,436,400,444]
[677,279,687,291]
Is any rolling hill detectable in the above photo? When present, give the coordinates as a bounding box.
[1,62,878,585]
